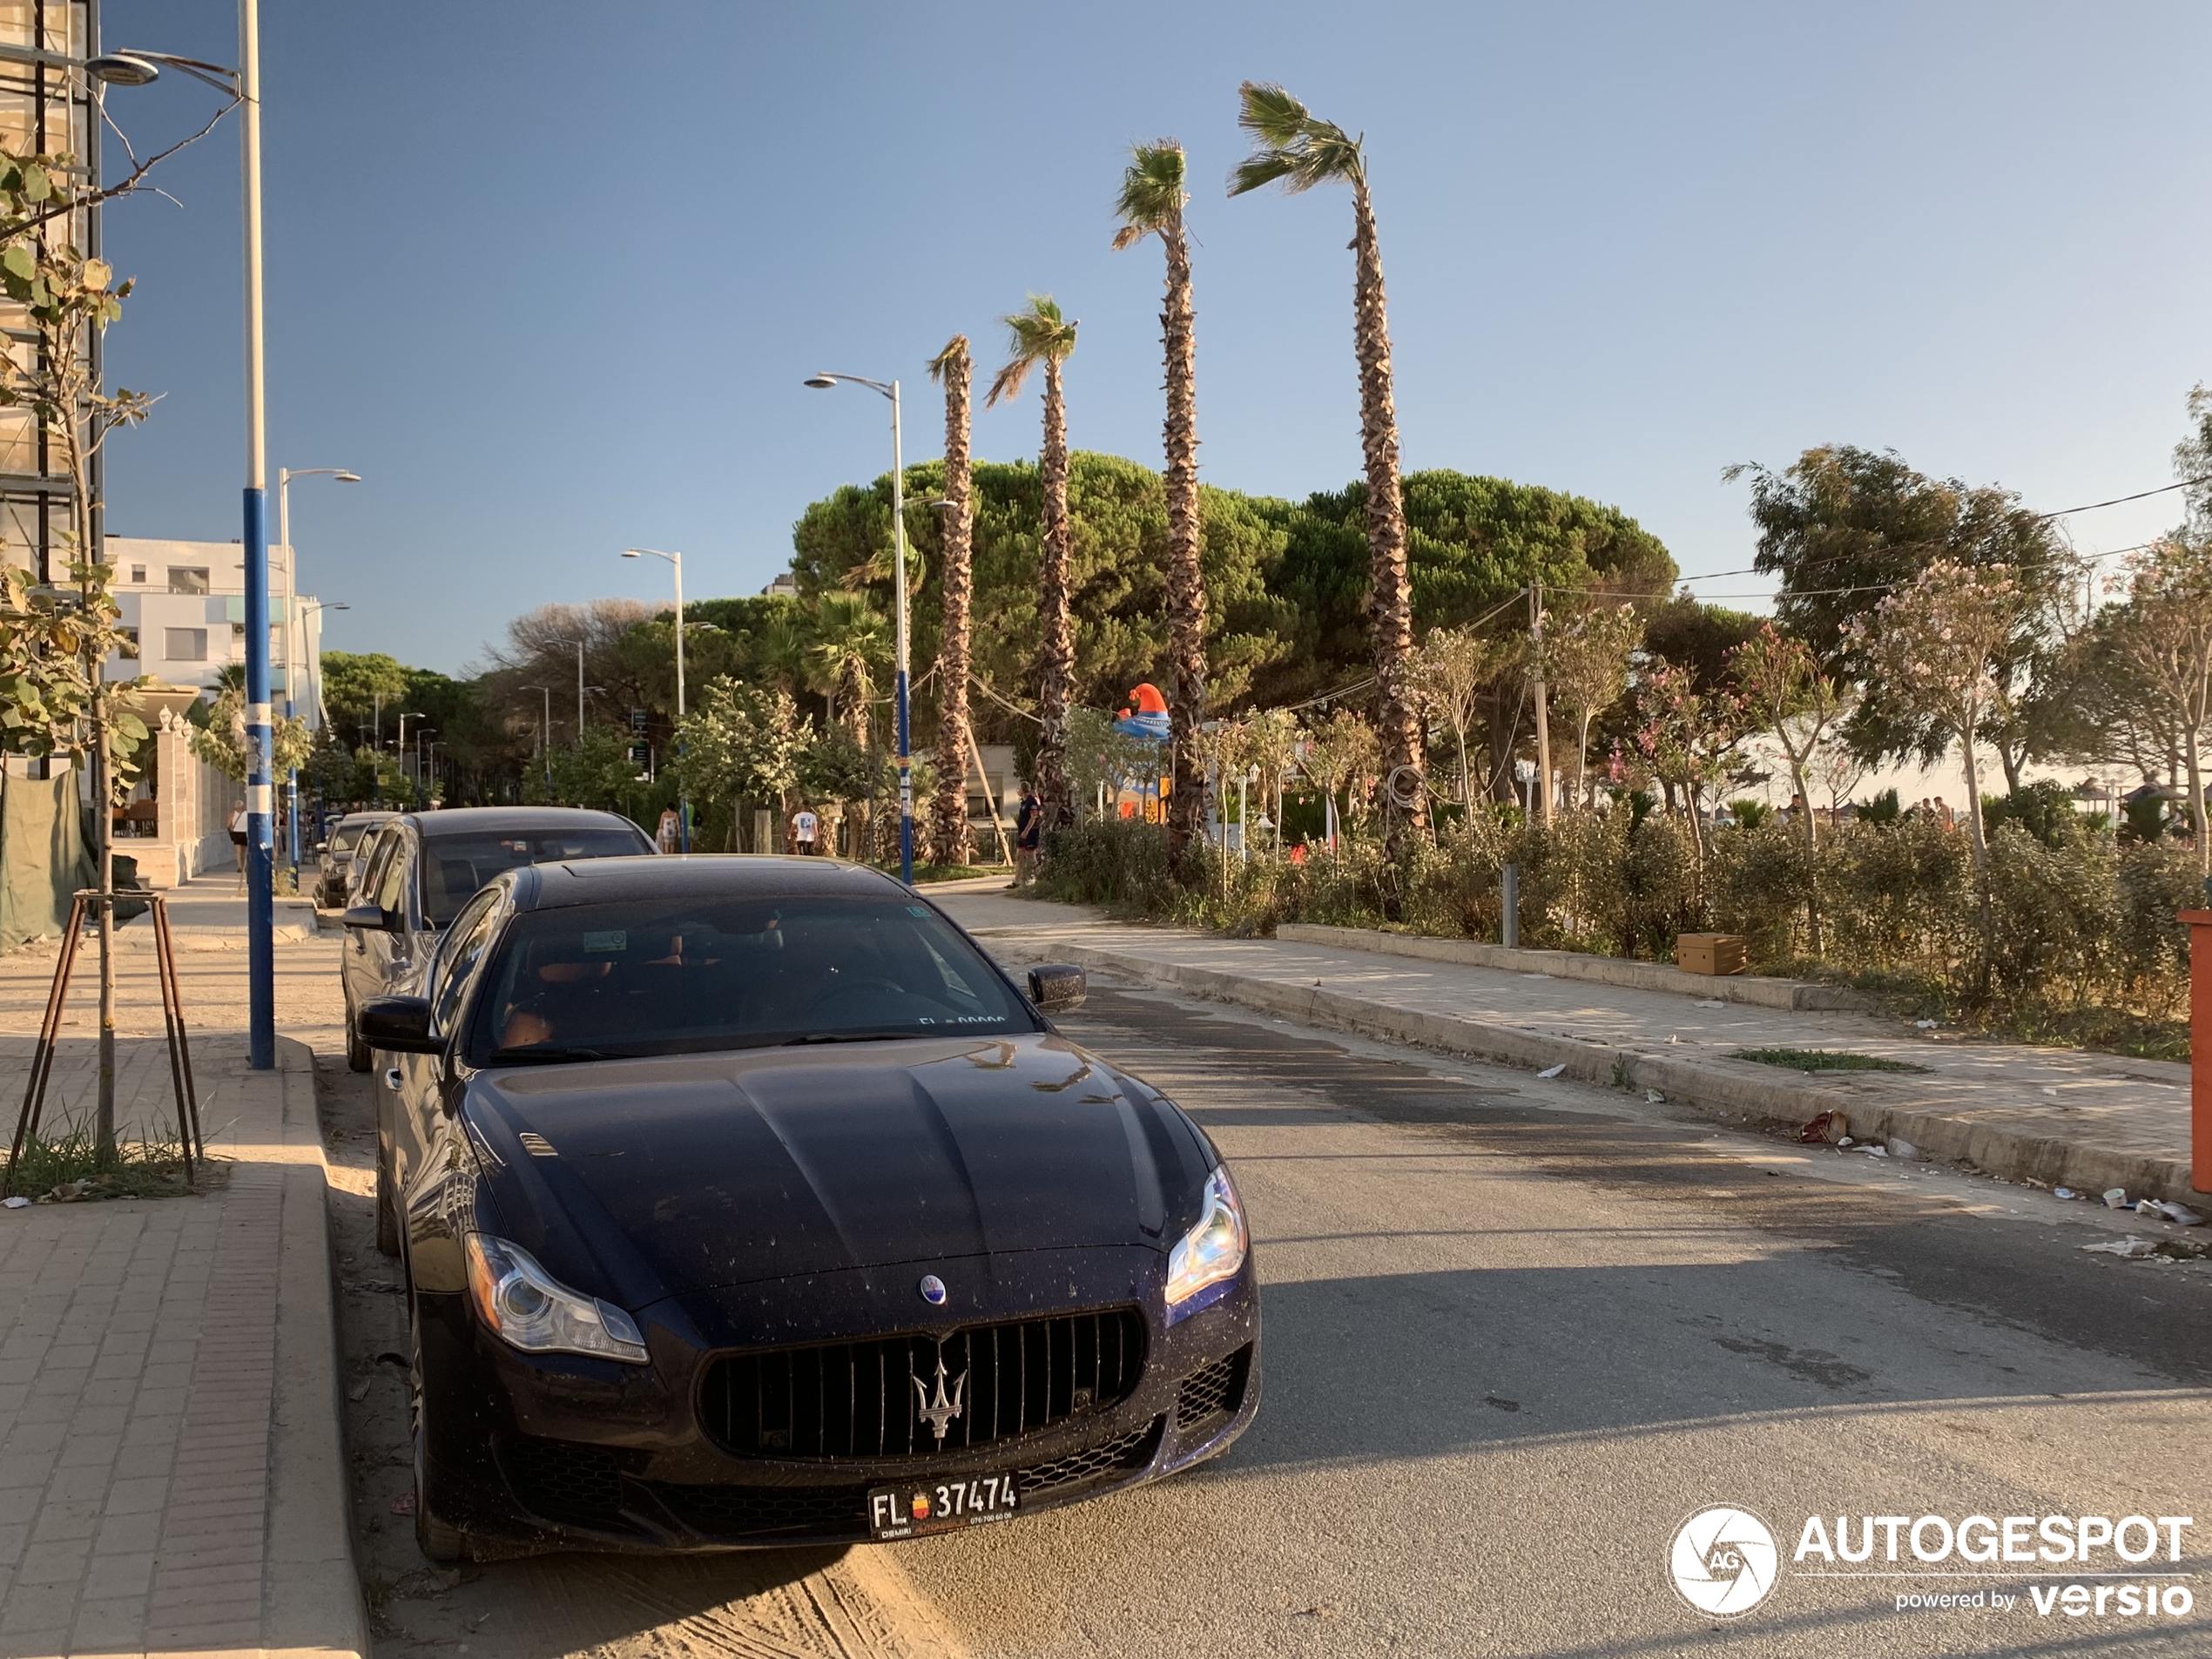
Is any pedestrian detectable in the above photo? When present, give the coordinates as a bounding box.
[790,803,819,856]
[1014,783,1042,887]
[228,798,248,889]
[657,805,681,854]
[1932,795,1955,829]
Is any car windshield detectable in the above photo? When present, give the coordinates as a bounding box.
[329,826,363,855]
[467,894,1039,1062]
[421,831,647,928]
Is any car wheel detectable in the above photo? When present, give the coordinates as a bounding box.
[409,1302,474,1564]
[375,1141,401,1258]
[345,1000,371,1073]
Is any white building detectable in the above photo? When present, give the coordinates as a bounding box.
[105,536,327,728]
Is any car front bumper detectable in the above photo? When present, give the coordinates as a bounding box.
[414,1247,1261,1553]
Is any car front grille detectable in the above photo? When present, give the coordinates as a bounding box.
[700,1308,1147,1461]
[1176,1345,1252,1432]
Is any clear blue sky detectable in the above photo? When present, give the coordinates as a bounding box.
[97,1,2212,676]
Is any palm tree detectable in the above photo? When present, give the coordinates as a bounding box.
[987,294,1079,835]
[1230,82,1426,856]
[927,335,976,869]
[1113,140,1209,867]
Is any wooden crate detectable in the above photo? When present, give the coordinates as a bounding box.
[1676,933,1747,976]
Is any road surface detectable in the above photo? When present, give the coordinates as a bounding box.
[317,975,2212,1658]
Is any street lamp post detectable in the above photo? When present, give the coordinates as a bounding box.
[90,19,275,1065]
[623,548,686,851]
[415,729,436,807]
[805,372,913,884]
[297,598,347,836]
[395,711,421,803]
[520,685,552,799]
[277,466,359,880]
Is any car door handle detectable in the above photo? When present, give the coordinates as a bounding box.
[383,1068,402,1092]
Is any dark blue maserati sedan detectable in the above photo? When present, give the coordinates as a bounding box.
[358,854,1261,1560]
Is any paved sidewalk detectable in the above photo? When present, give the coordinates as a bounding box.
[0,888,361,1658]
[937,887,2208,1207]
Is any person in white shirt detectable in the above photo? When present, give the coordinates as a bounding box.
[228,799,249,887]
[657,806,680,854]
[790,806,819,855]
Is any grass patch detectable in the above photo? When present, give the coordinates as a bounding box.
[1730,1047,1931,1076]
[3,1125,200,1203]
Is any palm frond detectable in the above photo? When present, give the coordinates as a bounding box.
[927,334,969,383]
[1111,140,1186,248]
[985,356,1034,408]
[986,294,1076,405]
[1236,82,1311,147]
[1228,79,1362,197]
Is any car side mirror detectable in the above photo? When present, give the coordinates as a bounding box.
[341,904,398,933]
[314,841,327,853]
[357,995,439,1053]
[1028,963,1087,1014]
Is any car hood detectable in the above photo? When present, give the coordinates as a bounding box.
[462,1033,1214,1303]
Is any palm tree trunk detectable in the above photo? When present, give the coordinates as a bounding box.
[931,342,976,868]
[1160,215,1208,867]
[1035,357,1076,834]
[1349,176,1425,859]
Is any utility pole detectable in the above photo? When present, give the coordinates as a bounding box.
[1529,582,1554,826]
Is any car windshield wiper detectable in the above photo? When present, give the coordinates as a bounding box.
[780,1028,924,1046]
[486,1046,612,1065]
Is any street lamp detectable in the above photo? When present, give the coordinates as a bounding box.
[277,467,359,879]
[414,727,437,809]
[92,21,279,1067]
[806,371,914,883]
[297,600,347,838]
[424,739,443,806]
[623,547,688,852]
[520,685,552,799]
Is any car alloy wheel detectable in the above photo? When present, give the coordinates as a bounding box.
[345,999,372,1073]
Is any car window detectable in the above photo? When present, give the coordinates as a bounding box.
[467,894,1041,1063]
[330,825,361,856]
[418,829,651,930]
[374,834,410,914]
[428,891,502,1036]
[357,831,395,901]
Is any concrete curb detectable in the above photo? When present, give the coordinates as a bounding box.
[266,1035,372,1659]
[1277,922,1874,1012]
[990,935,2204,1206]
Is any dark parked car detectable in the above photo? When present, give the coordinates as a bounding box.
[341,806,653,1071]
[316,812,394,908]
[359,855,1259,1561]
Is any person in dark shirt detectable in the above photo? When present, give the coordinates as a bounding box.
[1014,785,1042,886]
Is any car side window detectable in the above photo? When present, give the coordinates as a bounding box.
[429,893,502,1036]
[374,835,409,914]
[357,833,395,904]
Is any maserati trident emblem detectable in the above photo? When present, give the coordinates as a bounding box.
[914,1354,968,1446]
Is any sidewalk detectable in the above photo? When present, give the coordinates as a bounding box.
[936,888,2207,1207]
[0,882,361,1657]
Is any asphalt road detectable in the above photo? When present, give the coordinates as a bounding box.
[318,977,2212,1659]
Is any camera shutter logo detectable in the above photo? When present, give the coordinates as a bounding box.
[1669,1505,1780,1617]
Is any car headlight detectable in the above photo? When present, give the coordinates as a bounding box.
[1164,1166,1248,1325]
[465,1233,649,1364]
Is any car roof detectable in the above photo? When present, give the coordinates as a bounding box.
[401,806,647,842]
[512,855,908,910]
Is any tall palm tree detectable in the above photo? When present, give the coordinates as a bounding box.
[927,335,976,869]
[1229,81,1426,854]
[987,294,1079,835]
[1113,140,1208,866]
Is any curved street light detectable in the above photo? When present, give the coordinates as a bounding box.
[277,467,360,878]
[806,371,914,882]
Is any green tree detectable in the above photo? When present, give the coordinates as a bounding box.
[674,678,804,851]
[988,295,1081,837]
[1730,445,2068,783]
[1231,82,1424,853]
[1853,560,2026,988]
[320,650,410,729]
[2109,533,2212,872]
[1730,623,1849,951]
[1543,604,1644,808]
[1115,139,1209,865]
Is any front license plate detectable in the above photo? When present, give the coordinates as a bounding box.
[867,1474,1018,1539]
